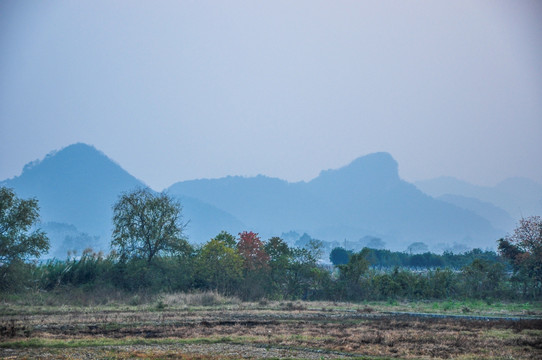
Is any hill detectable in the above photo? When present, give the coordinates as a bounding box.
[168,152,501,250]
[2,145,506,254]
[1,143,145,252]
[436,194,516,233]
[414,176,542,224]
[0,143,243,256]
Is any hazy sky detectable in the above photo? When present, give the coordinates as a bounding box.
[1,1,541,191]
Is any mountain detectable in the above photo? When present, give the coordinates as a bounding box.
[2,144,508,254]
[1,143,146,252]
[414,176,542,222]
[0,143,244,256]
[168,152,502,250]
[436,194,515,233]
[167,175,318,236]
[177,195,245,243]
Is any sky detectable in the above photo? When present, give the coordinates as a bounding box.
[1,1,541,191]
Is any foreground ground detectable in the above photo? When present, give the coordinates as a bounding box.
[1,295,541,359]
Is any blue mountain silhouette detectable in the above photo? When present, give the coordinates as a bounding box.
[168,152,501,249]
[1,144,505,254]
[1,143,244,256]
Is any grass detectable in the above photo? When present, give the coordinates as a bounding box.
[2,300,541,359]
[352,299,542,317]
[2,287,541,317]
[0,290,247,316]
[159,291,242,308]
[1,302,540,325]
[1,297,540,319]
[0,336,265,349]
[2,336,400,359]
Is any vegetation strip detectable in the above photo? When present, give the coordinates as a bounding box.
[0,336,261,349]
[382,311,542,321]
[3,187,542,304]
[0,336,381,359]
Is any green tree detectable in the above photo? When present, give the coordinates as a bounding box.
[213,230,237,248]
[330,247,351,266]
[427,268,457,299]
[111,188,190,263]
[265,236,291,263]
[460,258,506,299]
[0,187,49,289]
[287,245,328,300]
[195,238,243,294]
[265,236,292,298]
[337,248,370,299]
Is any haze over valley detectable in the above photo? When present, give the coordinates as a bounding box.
[2,143,540,259]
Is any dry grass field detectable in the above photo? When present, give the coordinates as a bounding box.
[1,294,541,359]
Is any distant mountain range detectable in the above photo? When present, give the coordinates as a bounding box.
[2,143,537,258]
[167,152,501,250]
[414,176,542,230]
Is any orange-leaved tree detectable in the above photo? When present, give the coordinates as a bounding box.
[237,231,270,299]
[237,231,270,271]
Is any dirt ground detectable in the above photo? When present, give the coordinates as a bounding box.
[1,305,541,359]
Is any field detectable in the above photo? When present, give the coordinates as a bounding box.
[1,294,541,359]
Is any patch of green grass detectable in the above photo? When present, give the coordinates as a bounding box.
[1,296,540,318]
[263,358,395,360]
[0,336,265,349]
[522,329,542,337]
[482,329,519,340]
[366,300,541,316]
[280,334,335,342]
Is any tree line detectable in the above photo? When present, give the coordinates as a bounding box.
[331,246,501,270]
[1,187,541,301]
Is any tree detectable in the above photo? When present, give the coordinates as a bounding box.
[461,259,505,299]
[330,247,351,266]
[212,230,237,248]
[337,248,370,299]
[295,232,319,248]
[0,187,49,289]
[265,236,292,297]
[339,248,370,284]
[237,231,269,270]
[287,244,328,300]
[498,216,542,298]
[0,187,49,265]
[195,238,243,293]
[111,188,190,263]
[265,236,291,263]
[406,242,429,255]
[236,231,270,299]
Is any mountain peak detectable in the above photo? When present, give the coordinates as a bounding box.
[22,143,111,174]
[316,152,399,183]
[346,152,398,177]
